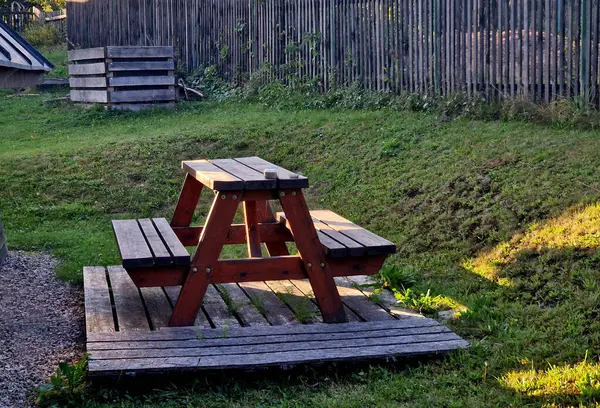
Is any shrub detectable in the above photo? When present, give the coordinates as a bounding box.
[23,24,63,48]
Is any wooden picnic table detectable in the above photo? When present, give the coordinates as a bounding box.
[112,157,396,327]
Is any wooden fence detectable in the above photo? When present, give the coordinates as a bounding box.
[0,2,35,32]
[67,0,600,103]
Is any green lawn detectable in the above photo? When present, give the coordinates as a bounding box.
[2,88,600,407]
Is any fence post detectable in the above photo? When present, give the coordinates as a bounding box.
[329,0,335,88]
[580,0,590,102]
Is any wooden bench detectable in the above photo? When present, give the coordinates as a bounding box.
[277,210,396,259]
[112,218,190,269]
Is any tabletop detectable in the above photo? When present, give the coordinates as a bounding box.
[182,156,309,191]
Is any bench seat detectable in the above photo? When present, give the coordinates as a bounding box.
[112,218,190,269]
[277,210,396,258]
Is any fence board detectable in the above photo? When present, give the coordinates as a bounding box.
[67,0,600,104]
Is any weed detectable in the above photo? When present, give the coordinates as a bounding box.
[37,355,89,407]
[376,264,417,289]
[393,288,452,314]
[249,294,266,315]
[275,290,316,324]
[217,285,242,315]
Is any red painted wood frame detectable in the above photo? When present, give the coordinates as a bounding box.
[160,179,361,326]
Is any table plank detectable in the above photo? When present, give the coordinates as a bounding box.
[182,160,244,191]
[235,156,309,189]
[211,158,277,190]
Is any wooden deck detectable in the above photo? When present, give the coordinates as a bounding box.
[84,266,469,378]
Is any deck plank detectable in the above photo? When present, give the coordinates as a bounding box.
[237,281,297,325]
[89,317,443,342]
[90,332,463,359]
[334,277,394,321]
[290,279,362,322]
[139,287,172,329]
[202,284,241,328]
[344,276,423,319]
[264,280,320,323]
[107,266,150,331]
[163,286,211,328]
[88,325,452,351]
[216,283,270,326]
[89,339,468,376]
[83,266,115,333]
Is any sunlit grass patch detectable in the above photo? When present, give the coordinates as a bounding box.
[501,357,600,405]
[464,203,600,282]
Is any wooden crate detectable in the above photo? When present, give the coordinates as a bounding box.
[67,46,176,111]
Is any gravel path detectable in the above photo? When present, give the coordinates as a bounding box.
[0,251,85,408]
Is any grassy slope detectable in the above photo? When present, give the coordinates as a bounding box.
[2,90,600,407]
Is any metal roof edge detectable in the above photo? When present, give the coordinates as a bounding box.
[0,19,54,71]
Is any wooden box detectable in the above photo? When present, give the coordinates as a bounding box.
[67,46,176,110]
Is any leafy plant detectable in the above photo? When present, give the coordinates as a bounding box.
[376,264,417,290]
[37,355,89,407]
[393,288,446,314]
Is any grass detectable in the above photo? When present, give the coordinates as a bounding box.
[3,84,600,406]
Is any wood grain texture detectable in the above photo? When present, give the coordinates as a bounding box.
[182,160,244,191]
[89,325,451,350]
[112,220,153,268]
[89,339,468,376]
[107,266,150,331]
[83,266,115,333]
[171,174,203,228]
[234,156,309,189]
[137,219,172,266]
[106,46,174,58]
[86,318,469,377]
[212,158,277,190]
[152,218,190,265]
[279,191,347,323]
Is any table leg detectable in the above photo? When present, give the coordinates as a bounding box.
[278,190,348,323]
[256,201,290,256]
[169,191,241,326]
[171,174,203,227]
[243,201,262,257]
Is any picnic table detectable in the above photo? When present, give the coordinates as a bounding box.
[112,157,396,327]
